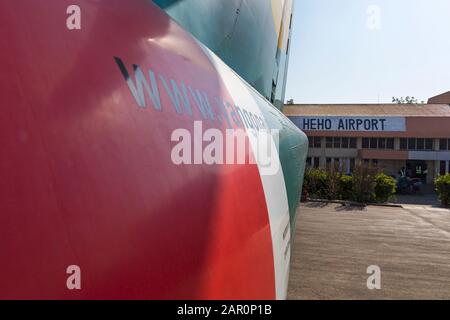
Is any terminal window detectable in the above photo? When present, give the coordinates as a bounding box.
[306,157,320,168]
[326,137,357,149]
[400,138,434,151]
[440,161,449,175]
[362,138,394,150]
[439,139,450,151]
[309,137,322,149]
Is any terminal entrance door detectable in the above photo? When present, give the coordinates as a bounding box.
[406,160,428,184]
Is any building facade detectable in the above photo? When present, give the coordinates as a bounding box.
[428,91,450,104]
[284,104,450,184]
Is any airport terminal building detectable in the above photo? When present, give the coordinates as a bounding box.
[284,101,450,184]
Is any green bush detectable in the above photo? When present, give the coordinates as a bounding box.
[327,167,342,200]
[351,164,377,203]
[374,173,396,203]
[304,168,329,199]
[338,175,353,200]
[304,164,397,203]
[435,174,450,206]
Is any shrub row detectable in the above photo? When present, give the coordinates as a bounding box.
[435,174,450,206]
[304,165,396,203]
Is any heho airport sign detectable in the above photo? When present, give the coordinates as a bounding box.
[289,116,406,132]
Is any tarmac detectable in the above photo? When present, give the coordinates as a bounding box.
[287,200,450,299]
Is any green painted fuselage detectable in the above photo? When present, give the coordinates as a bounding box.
[153,0,293,110]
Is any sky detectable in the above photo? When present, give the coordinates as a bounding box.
[285,0,450,104]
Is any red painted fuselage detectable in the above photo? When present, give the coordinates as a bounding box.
[0,0,307,299]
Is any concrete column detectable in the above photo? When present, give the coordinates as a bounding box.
[320,137,326,166]
[394,138,401,150]
[356,138,362,149]
[426,161,434,184]
[435,160,440,177]
[320,156,326,168]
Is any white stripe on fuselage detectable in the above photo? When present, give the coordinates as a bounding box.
[199,45,291,300]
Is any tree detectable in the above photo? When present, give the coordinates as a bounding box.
[286,99,294,105]
[392,96,425,104]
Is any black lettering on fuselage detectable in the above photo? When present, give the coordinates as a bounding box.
[114,57,267,132]
[114,57,161,110]
[159,75,193,116]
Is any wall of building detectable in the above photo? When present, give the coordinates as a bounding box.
[286,104,450,184]
[428,91,450,104]
[306,136,450,184]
